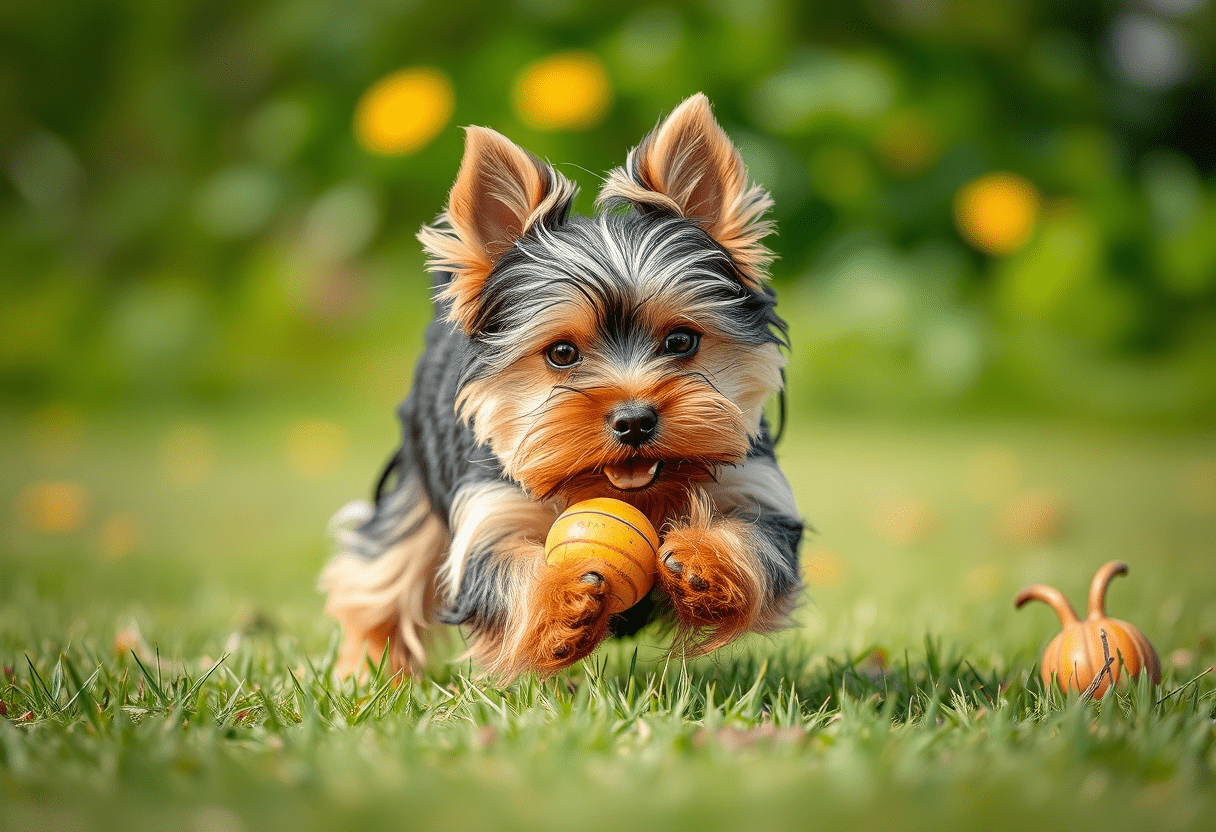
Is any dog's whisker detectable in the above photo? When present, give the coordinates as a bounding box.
[550,384,594,401]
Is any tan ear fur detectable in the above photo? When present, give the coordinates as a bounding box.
[418,126,577,331]
[596,93,775,288]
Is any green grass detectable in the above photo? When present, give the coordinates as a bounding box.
[2,402,1215,831]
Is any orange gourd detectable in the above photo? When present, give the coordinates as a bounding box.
[1015,561,1161,697]
[545,498,660,615]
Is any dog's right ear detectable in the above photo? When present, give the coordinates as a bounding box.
[419,126,577,333]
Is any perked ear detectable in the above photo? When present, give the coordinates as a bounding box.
[419,126,577,332]
[596,94,775,288]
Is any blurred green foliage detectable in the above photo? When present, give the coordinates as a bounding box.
[2,0,1215,420]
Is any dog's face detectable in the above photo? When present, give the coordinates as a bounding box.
[418,95,786,517]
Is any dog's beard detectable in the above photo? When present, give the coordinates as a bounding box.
[460,370,751,523]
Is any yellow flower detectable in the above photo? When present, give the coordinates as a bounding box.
[355,67,454,155]
[513,51,612,131]
[953,172,1040,255]
[18,481,90,533]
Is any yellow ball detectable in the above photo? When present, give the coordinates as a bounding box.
[545,498,660,615]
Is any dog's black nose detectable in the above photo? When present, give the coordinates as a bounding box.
[610,404,658,448]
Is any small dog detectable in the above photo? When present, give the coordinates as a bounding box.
[322,94,804,680]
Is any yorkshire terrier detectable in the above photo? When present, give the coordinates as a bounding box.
[322,94,804,680]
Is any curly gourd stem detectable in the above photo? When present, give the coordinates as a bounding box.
[1087,560,1128,620]
[1014,584,1079,626]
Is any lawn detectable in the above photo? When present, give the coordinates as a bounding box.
[2,401,1214,831]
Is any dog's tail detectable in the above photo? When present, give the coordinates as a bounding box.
[320,457,450,677]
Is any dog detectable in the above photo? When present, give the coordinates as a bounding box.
[322,94,804,680]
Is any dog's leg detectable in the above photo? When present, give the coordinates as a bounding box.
[322,468,449,678]
[519,558,612,672]
[656,455,803,654]
[438,480,614,679]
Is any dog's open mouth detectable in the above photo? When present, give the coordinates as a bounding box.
[603,458,660,490]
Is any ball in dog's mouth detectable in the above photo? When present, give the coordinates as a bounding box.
[603,458,660,490]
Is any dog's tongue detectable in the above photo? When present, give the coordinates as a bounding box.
[604,459,659,490]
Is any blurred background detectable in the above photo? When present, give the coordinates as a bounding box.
[4,0,1216,419]
[2,1,1215,662]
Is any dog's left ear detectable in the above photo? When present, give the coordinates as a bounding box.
[420,126,577,332]
[596,93,774,288]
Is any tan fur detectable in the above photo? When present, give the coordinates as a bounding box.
[321,501,449,677]
[596,94,775,289]
[459,538,546,681]
[699,339,786,436]
[703,457,802,637]
[460,358,751,503]
[514,374,747,494]
[514,559,612,676]
[657,489,785,654]
[418,126,578,332]
[440,479,558,606]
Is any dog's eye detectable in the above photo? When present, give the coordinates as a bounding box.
[545,341,581,368]
[661,328,699,357]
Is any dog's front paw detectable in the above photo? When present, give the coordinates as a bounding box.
[522,561,613,673]
[657,520,763,653]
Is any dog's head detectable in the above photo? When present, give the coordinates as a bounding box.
[418,94,787,517]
